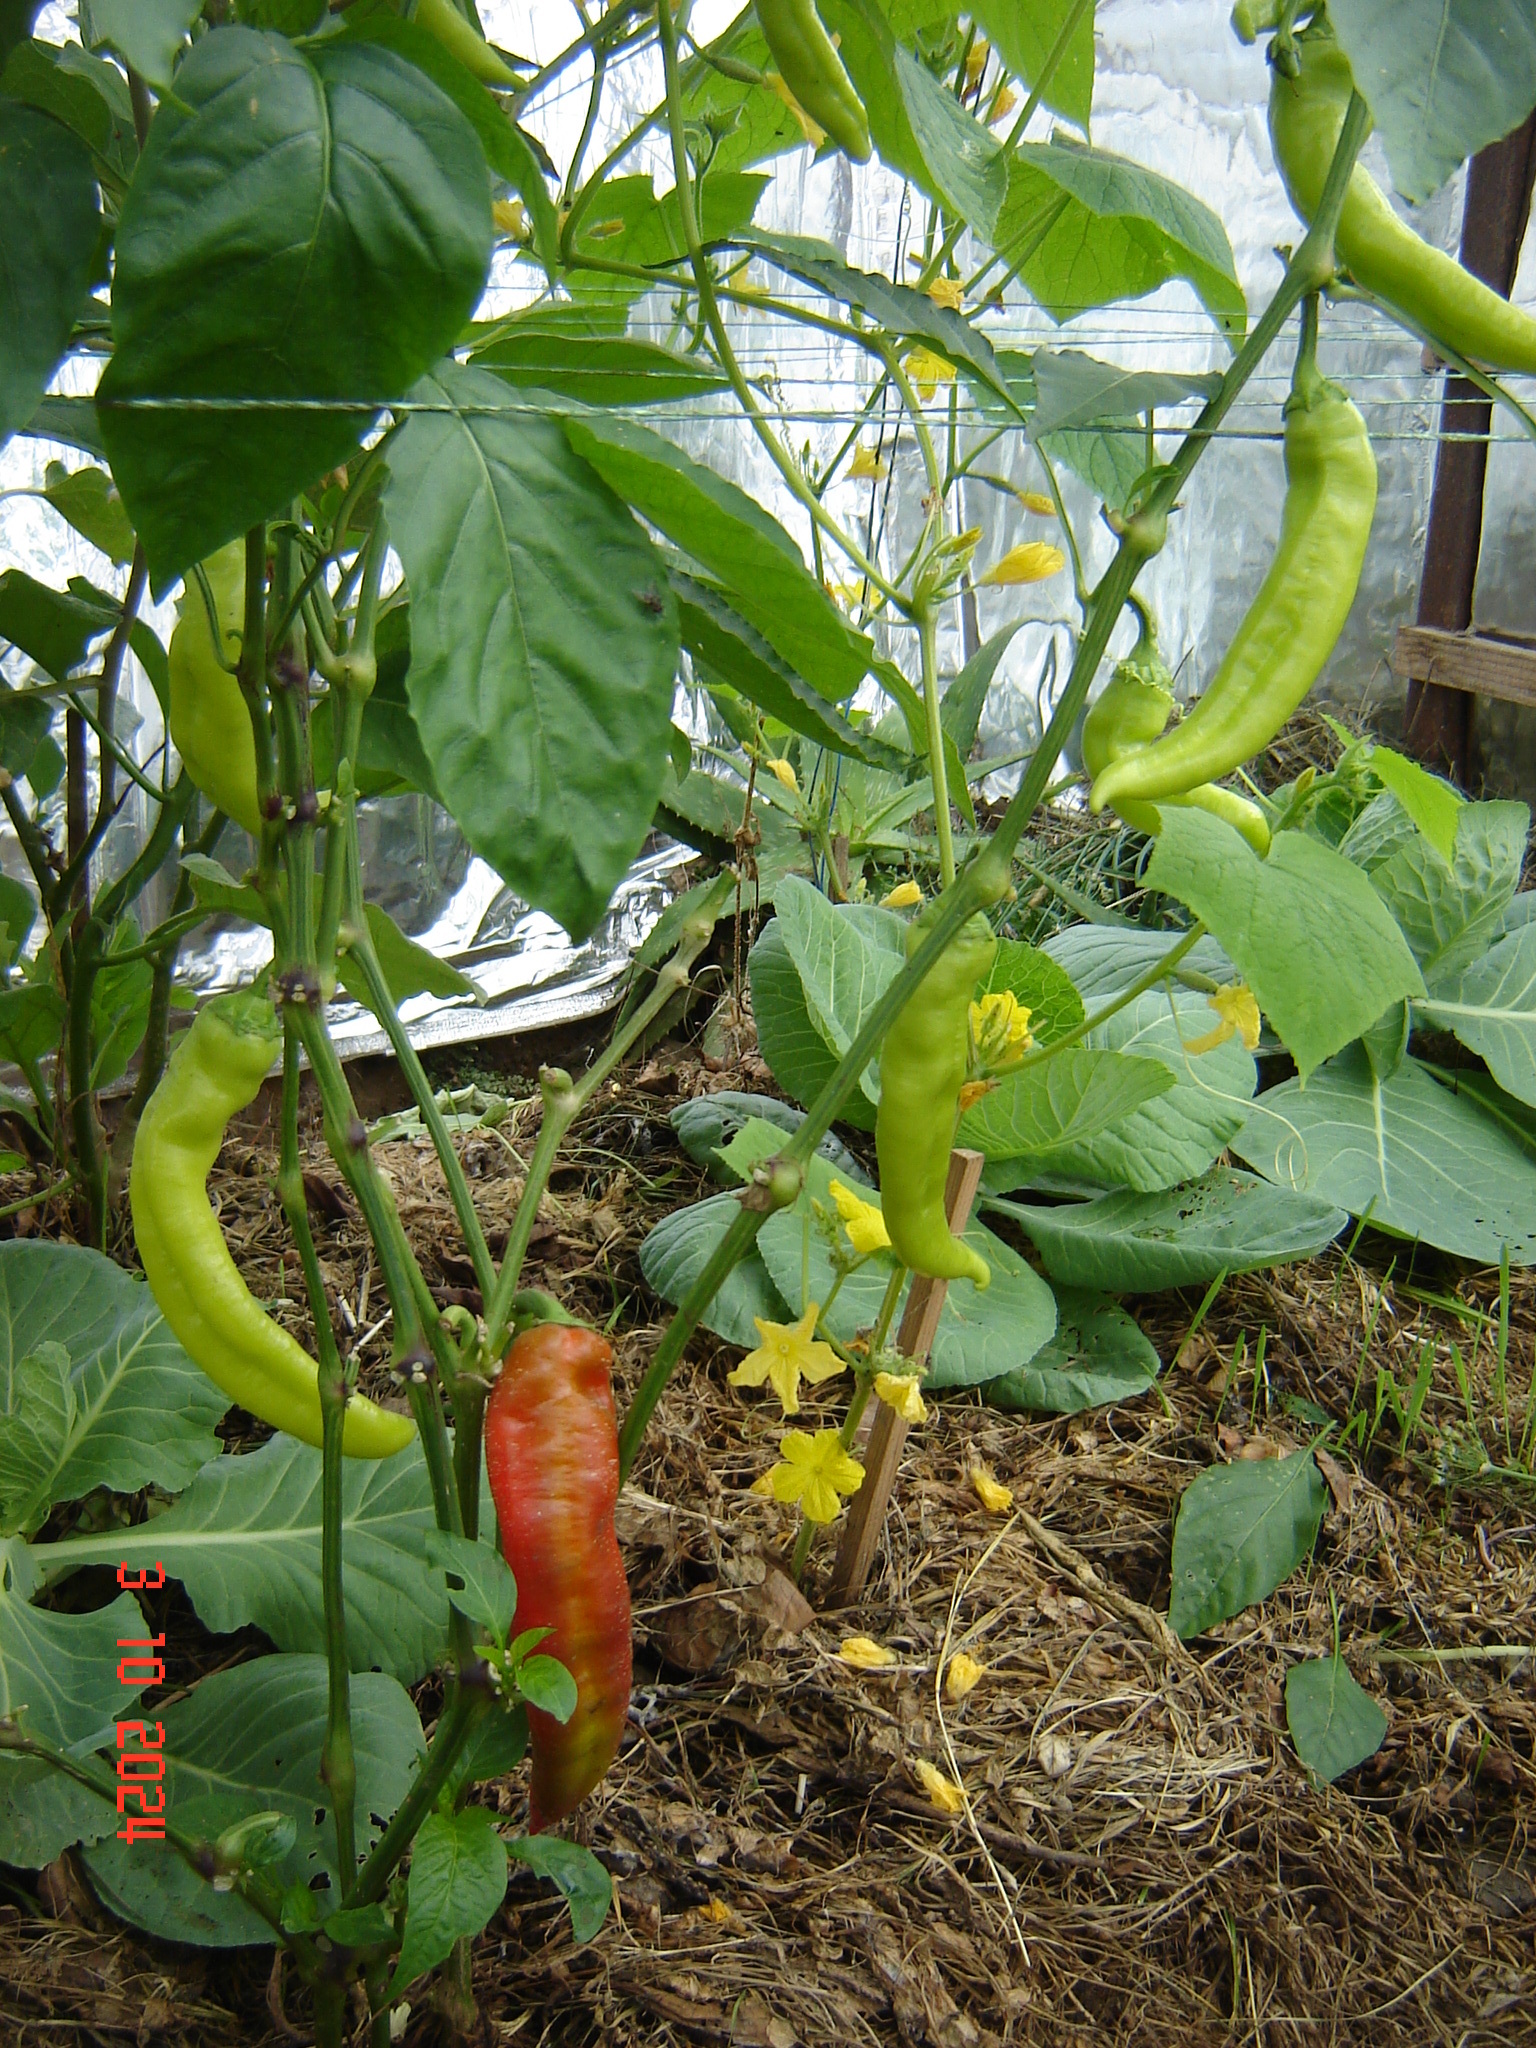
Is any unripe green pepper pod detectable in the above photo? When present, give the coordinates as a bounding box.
[168,543,261,836]
[1083,599,1273,856]
[1270,27,1536,374]
[130,994,415,1458]
[757,0,872,162]
[875,906,996,1288]
[410,0,521,90]
[1091,325,1375,816]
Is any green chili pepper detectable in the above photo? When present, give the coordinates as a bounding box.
[1082,600,1272,855]
[168,542,261,837]
[1270,28,1536,374]
[1090,317,1376,813]
[758,0,872,162]
[130,994,416,1458]
[411,0,521,90]
[875,906,996,1289]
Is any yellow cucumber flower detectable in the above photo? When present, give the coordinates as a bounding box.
[905,347,956,400]
[913,1759,965,1813]
[768,1429,865,1523]
[1184,983,1262,1055]
[981,542,1067,586]
[873,1370,926,1424]
[839,1635,898,1669]
[880,880,923,909]
[827,1178,890,1256]
[729,1304,844,1416]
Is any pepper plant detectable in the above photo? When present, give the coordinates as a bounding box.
[1,1,1535,2041]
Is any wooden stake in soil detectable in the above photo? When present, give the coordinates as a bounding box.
[826,1148,984,1608]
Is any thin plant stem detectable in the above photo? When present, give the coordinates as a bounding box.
[278,1026,357,1887]
[919,609,956,887]
[480,877,728,1354]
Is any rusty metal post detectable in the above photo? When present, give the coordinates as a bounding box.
[1406,113,1536,781]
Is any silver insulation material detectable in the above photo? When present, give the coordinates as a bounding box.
[3,0,1533,1058]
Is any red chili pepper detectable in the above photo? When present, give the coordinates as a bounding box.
[484,1323,632,1832]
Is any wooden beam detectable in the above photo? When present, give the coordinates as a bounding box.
[1390,625,1536,711]
[1406,110,1536,780]
[824,1148,984,1609]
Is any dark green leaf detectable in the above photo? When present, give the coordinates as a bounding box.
[565,413,871,698]
[1030,349,1222,434]
[0,99,99,451]
[15,394,105,459]
[0,676,60,786]
[449,1706,528,1795]
[1235,1047,1536,1264]
[0,1589,148,1867]
[29,1434,448,1683]
[970,0,1096,128]
[339,902,479,1010]
[515,1653,577,1723]
[332,12,558,277]
[638,1189,794,1348]
[675,572,903,768]
[1330,0,1536,204]
[737,230,1018,410]
[506,1833,612,1945]
[978,935,1084,1047]
[424,1530,516,1639]
[1168,1451,1328,1639]
[80,0,199,88]
[893,42,1007,235]
[180,853,269,927]
[1285,1647,1388,1783]
[99,29,493,590]
[2,37,137,184]
[471,324,728,405]
[655,766,811,902]
[385,363,679,942]
[389,1807,507,1997]
[567,169,768,311]
[942,622,1021,757]
[0,981,63,1067]
[1147,811,1425,1079]
[37,463,134,564]
[0,875,36,965]
[747,916,873,1131]
[668,1089,866,1183]
[957,1047,1174,1159]
[0,2,42,68]
[129,620,169,715]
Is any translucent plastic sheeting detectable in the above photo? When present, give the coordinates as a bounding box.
[3,1,1533,1069]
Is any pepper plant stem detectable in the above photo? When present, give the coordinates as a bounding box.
[278,1027,358,1888]
[918,608,956,888]
[481,878,729,1356]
